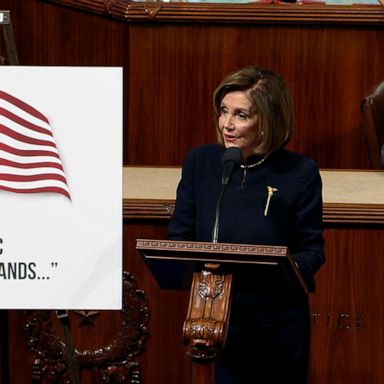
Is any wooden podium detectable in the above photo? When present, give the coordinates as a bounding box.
[137,238,308,384]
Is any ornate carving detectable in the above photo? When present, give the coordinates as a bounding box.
[104,0,117,14]
[73,310,100,326]
[190,319,216,340]
[184,319,223,360]
[183,270,233,360]
[143,3,162,20]
[24,271,149,383]
[137,238,288,257]
[42,1,384,26]
[199,270,224,300]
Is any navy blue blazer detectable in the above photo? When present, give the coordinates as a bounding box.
[168,144,325,293]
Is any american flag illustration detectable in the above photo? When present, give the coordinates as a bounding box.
[0,90,71,200]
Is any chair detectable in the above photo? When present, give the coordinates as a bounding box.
[361,80,384,169]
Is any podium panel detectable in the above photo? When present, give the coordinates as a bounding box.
[137,239,308,293]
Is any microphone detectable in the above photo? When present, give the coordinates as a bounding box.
[221,147,243,185]
[212,147,243,243]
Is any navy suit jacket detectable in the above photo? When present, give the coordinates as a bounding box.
[168,143,325,293]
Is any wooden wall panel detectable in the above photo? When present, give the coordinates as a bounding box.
[123,221,192,384]
[310,227,384,383]
[127,23,384,168]
[0,311,7,384]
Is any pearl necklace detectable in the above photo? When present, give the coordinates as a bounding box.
[240,155,268,169]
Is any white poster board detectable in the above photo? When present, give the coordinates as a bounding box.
[0,66,122,309]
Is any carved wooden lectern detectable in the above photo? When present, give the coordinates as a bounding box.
[137,238,307,384]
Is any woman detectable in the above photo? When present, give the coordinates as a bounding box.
[168,66,325,383]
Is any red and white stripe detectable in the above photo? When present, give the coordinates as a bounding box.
[0,90,71,200]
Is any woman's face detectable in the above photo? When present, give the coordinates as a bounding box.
[218,90,260,158]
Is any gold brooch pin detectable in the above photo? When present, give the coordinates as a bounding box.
[264,186,278,216]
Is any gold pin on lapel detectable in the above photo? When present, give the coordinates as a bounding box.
[264,186,278,216]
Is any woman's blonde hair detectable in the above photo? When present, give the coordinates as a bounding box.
[213,66,295,156]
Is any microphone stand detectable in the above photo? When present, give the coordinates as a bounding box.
[212,147,243,243]
[211,184,227,244]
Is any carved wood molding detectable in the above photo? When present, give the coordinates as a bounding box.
[42,0,384,25]
[123,200,174,220]
[24,271,149,384]
[183,269,232,360]
[136,238,308,293]
[323,203,384,224]
[124,199,384,224]
[137,238,289,257]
